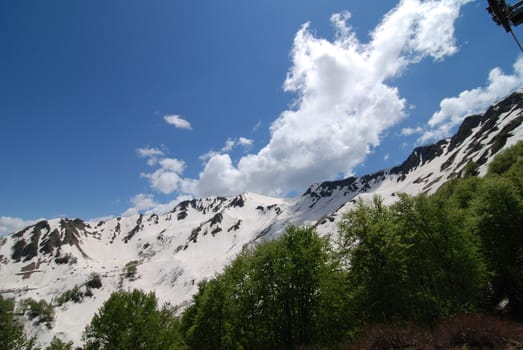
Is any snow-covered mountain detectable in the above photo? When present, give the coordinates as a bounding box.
[2,91,523,346]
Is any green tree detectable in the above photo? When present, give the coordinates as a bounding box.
[20,298,54,329]
[83,289,185,350]
[395,193,488,320]
[181,226,348,349]
[338,197,412,324]
[471,176,523,316]
[45,336,73,350]
[182,276,234,350]
[488,141,523,177]
[463,160,479,177]
[338,194,488,325]
[0,295,36,350]
[249,226,350,348]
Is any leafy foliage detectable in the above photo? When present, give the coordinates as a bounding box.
[463,159,479,177]
[488,140,523,177]
[473,143,523,317]
[82,289,185,350]
[20,298,55,328]
[44,336,73,350]
[181,226,350,349]
[0,295,36,350]
[338,194,488,325]
[54,275,103,306]
[124,260,139,280]
[53,285,83,306]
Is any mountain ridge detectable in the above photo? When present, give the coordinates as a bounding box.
[1,90,523,346]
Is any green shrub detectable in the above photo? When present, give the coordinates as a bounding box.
[0,295,37,350]
[124,260,139,280]
[45,336,73,350]
[85,273,102,289]
[54,285,83,306]
[20,298,54,328]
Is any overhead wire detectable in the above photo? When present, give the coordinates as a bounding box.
[509,28,523,52]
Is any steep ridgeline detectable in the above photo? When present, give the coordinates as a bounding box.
[1,91,523,346]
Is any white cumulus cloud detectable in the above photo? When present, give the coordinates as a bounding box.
[139,0,471,199]
[122,193,193,217]
[199,137,255,163]
[419,56,523,143]
[122,194,159,217]
[137,147,165,166]
[137,147,164,158]
[238,137,253,147]
[0,216,40,236]
[141,157,187,194]
[164,114,192,130]
[401,126,424,136]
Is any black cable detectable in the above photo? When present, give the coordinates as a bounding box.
[509,28,523,52]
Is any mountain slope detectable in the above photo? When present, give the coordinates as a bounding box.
[1,91,523,346]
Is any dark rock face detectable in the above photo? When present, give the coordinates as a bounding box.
[110,222,121,243]
[227,220,242,232]
[304,177,359,199]
[60,219,87,246]
[228,195,245,208]
[147,214,159,224]
[124,215,144,243]
[177,211,188,221]
[58,219,90,258]
[448,115,482,152]
[489,113,523,154]
[390,140,448,176]
[211,227,223,236]
[302,177,359,209]
[267,204,282,215]
[256,204,282,215]
[173,197,229,215]
[189,227,201,243]
[210,213,223,226]
[11,219,91,262]
[173,199,198,213]
[12,221,50,262]
[39,229,61,256]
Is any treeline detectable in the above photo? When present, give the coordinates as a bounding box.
[1,141,523,349]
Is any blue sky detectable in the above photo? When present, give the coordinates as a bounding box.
[2,0,523,234]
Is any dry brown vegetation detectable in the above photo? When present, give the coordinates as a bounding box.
[345,314,523,350]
